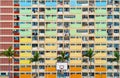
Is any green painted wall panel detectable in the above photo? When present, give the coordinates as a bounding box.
[20,30,32,36]
[70,9,82,14]
[70,24,82,28]
[46,31,57,36]
[47,24,57,28]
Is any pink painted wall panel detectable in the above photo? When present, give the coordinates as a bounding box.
[0,8,13,13]
[0,0,13,6]
[0,15,13,20]
[0,29,12,35]
[0,66,12,71]
[0,58,12,64]
[0,22,13,28]
[0,44,12,49]
[0,37,12,42]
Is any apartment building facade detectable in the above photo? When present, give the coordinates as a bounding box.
[0,0,120,78]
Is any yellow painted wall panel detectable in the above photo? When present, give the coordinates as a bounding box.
[95,60,101,64]
[101,60,107,64]
[94,53,106,57]
[20,53,32,57]
[70,38,82,43]
[76,46,82,50]
[70,46,76,50]
[20,46,32,50]
[70,46,82,50]
[70,60,82,64]
[70,53,82,57]
[94,46,107,50]
[45,46,57,50]
[45,38,57,43]
[20,60,30,64]
[95,60,106,64]
[70,38,76,43]
[45,53,57,57]
[45,60,57,64]
[76,38,82,43]
[95,38,106,43]
[20,38,32,43]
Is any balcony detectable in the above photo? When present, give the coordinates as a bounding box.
[14,15,19,21]
[14,9,19,14]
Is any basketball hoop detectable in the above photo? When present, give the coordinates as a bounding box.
[59,65,64,70]
[56,62,68,71]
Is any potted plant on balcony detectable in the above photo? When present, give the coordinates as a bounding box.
[0,46,15,78]
[112,51,120,77]
[30,52,42,78]
[82,48,95,78]
[56,51,69,78]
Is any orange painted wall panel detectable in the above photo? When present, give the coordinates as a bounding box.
[95,74,106,78]
[45,74,56,78]
[45,67,56,72]
[95,67,106,72]
[70,74,82,78]
[20,67,31,71]
[70,67,82,71]
[20,74,31,78]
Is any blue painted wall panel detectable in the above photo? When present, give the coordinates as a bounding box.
[96,2,106,6]
[46,2,57,7]
[70,0,77,6]
[20,2,31,6]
